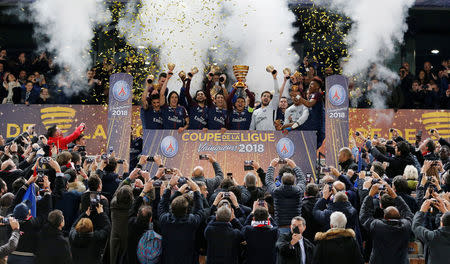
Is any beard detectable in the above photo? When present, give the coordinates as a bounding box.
[262,100,270,106]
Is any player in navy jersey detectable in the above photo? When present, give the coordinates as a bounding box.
[226,84,255,130]
[207,92,228,131]
[159,73,189,132]
[298,77,325,148]
[140,74,166,129]
[185,70,212,130]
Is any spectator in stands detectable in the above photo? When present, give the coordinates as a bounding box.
[250,71,284,130]
[36,210,72,264]
[241,170,265,208]
[242,204,278,264]
[392,176,419,213]
[313,211,363,264]
[266,158,306,234]
[36,87,52,104]
[2,73,21,104]
[0,217,20,261]
[69,203,111,264]
[158,176,203,264]
[412,200,450,264]
[17,70,27,85]
[190,154,224,201]
[423,61,437,84]
[21,81,38,105]
[204,205,242,264]
[369,140,415,178]
[403,165,419,191]
[15,53,30,75]
[96,157,121,201]
[276,215,314,264]
[359,182,413,264]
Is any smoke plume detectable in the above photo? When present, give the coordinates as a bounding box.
[318,0,415,76]
[28,0,111,94]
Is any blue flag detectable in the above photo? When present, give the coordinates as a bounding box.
[22,184,36,218]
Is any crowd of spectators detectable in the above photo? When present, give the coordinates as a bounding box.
[350,60,450,109]
[0,118,449,263]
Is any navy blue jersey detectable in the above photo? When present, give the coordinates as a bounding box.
[161,105,188,129]
[228,108,253,130]
[207,106,227,130]
[188,105,208,129]
[301,92,325,130]
[276,107,285,124]
[141,107,163,129]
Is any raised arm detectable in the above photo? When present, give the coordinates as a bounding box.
[185,77,195,105]
[227,87,237,111]
[265,159,278,194]
[359,194,375,231]
[244,87,255,108]
[159,77,170,107]
[268,75,280,110]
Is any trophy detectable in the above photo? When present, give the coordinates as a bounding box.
[147,74,155,84]
[178,71,186,81]
[265,65,277,75]
[167,63,175,76]
[191,67,199,74]
[211,65,221,73]
[283,68,292,76]
[232,65,249,89]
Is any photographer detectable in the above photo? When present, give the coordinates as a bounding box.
[69,203,111,264]
[412,199,450,264]
[0,217,20,262]
[96,156,122,201]
[369,140,415,178]
[242,202,278,264]
[158,175,204,264]
[266,157,306,234]
[276,216,314,264]
[359,182,413,264]
[190,154,224,201]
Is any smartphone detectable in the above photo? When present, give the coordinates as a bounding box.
[117,159,124,164]
[108,146,113,154]
[223,192,230,198]
[320,167,331,173]
[305,173,312,183]
[430,129,436,134]
[293,226,300,234]
[373,134,378,139]
[165,168,174,174]
[147,156,155,162]
[258,199,265,206]
[227,173,233,178]
[389,128,394,133]
[199,154,209,160]
[244,160,253,171]
[279,158,287,164]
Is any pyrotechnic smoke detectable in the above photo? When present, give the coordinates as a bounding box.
[28,0,111,94]
[118,0,222,92]
[318,0,415,76]
[216,0,298,97]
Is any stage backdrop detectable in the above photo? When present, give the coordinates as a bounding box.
[141,130,317,184]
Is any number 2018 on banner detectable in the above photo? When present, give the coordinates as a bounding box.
[329,112,346,119]
[238,144,264,153]
[112,110,128,116]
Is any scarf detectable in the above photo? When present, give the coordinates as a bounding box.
[251,220,272,228]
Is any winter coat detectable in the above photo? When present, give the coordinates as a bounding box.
[312,228,363,264]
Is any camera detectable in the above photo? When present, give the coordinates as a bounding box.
[378,185,386,191]
[219,76,225,83]
[40,156,51,165]
[86,157,94,164]
[371,178,380,185]
[153,180,163,187]
[226,172,233,178]
[164,168,174,174]
[244,160,253,171]
[355,131,360,137]
[258,199,265,206]
[117,159,124,164]
[223,192,230,198]
[305,173,312,183]
[74,164,81,173]
[199,154,209,160]
[389,128,394,133]
[279,158,287,164]
[77,146,86,152]
[89,192,101,210]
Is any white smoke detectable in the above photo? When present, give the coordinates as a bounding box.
[118,0,222,92]
[318,0,415,76]
[216,0,297,97]
[29,0,111,94]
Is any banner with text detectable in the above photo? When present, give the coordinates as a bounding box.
[106,73,133,166]
[325,75,349,169]
[141,130,317,184]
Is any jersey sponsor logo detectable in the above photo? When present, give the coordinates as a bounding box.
[276,137,295,159]
[160,136,178,158]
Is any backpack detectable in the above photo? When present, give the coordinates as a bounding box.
[137,230,162,264]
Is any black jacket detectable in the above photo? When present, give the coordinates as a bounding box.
[204,219,243,264]
[370,147,415,178]
[36,224,72,264]
[242,216,278,264]
[276,232,314,264]
[69,212,111,264]
[301,196,320,242]
[158,189,204,264]
[191,161,224,201]
[359,195,413,264]
[266,166,306,226]
[312,228,363,264]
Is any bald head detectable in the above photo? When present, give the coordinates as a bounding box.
[384,206,400,220]
[333,192,348,203]
[192,166,204,178]
[333,181,346,192]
